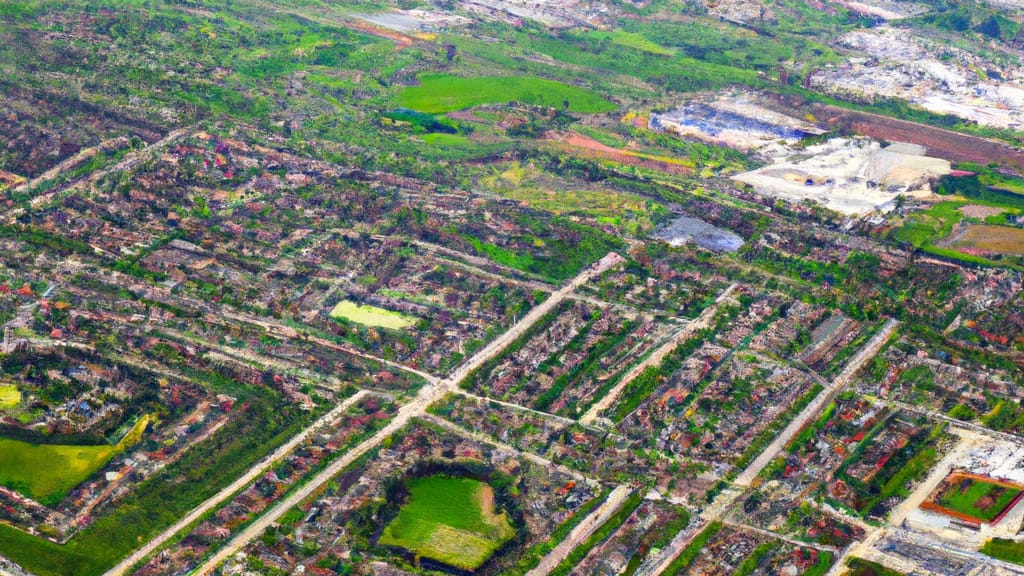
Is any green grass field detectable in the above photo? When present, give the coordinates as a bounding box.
[395,74,616,114]
[0,384,21,408]
[329,300,417,330]
[0,415,150,505]
[983,538,1024,566]
[583,30,674,55]
[379,476,516,570]
[937,476,1022,522]
[421,133,470,146]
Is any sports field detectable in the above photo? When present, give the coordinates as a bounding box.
[928,473,1024,523]
[379,475,516,570]
[395,74,616,114]
[329,300,417,330]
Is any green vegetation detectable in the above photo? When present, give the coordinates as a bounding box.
[733,542,776,576]
[787,401,836,451]
[730,383,823,478]
[837,422,950,517]
[804,551,834,576]
[395,74,616,114]
[845,557,906,576]
[0,415,150,505]
[0,381,326,576]
[463,301,571,392]
[982,400,1024,434]
[661,521,722,574]
[379,476,515,571]
[582,30,674,56]
[534,317,636,416]
[937,476,1022,522]
[507,488,608,575]
[421,133,470,146]
[329,300,418,330]
[982,538,1024,566]
[612,327,714,421]
[459,216,625,282]
[0,384,20,408]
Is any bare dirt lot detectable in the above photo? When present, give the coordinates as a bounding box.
[948,224,1024,256]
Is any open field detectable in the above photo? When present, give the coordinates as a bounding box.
[329,299,418,330]
[582,30,674,55]
[949,224,1024,256]
[0,384,20,408]
[493,187,650,217]
[982,538,1024,566]
[379,475,516,571]
[0,415,149,505]
[421,132,471,146]
[395,74,616,114]
[924,472,1024,523]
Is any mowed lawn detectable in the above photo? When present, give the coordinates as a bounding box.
[329,300,417,330]
[379,476,516,570]
[0,415,150,505]
[0,384,21,408]
[938,477,1023,522]
[395,74,616,114]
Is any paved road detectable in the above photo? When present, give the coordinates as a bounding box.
[733,318,900,487]
[724,519,840,554]
[638,319,901,576]
[190,255,614,575]
[422,414,586,481]
[455,389,583,428]
[579,283,737,424]
[525,484,634,576]
[102,390,370,576]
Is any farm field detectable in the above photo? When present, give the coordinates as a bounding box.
[329,299,418,330]
[0,415,149,505]
[0,384,20,408]
[378,475,516,571]
[395,74,616,114]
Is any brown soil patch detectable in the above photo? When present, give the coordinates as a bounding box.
[960,204,1006,219]
[763,93,1024,174]
[950,224,1024,256]
[341,19,415,49]
[549,132,693,175]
